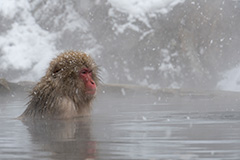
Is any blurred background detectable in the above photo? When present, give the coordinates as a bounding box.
[0,0,240,91]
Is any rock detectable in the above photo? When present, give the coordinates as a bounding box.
[0,79,35,97]
[0,78,11,95]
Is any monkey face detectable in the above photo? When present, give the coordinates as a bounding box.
[79,68,97,96]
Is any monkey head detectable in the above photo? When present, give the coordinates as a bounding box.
[47,51,99,98]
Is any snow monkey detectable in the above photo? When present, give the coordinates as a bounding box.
[19,51,99,119]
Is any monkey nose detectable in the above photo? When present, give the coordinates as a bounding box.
[90,80,95,85]
[86,80,96,95]
[90,82,96,90]
[87,79,96,90]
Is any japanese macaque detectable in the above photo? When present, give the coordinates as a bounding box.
[19,51,99,119]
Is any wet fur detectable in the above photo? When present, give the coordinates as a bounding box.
[19,51,99,119]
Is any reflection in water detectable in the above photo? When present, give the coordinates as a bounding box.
[22,118,96,160]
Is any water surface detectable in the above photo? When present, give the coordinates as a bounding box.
[0,89,240,160]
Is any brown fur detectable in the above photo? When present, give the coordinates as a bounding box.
[19,51,99,119]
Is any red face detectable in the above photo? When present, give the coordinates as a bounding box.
[80,68,96,95]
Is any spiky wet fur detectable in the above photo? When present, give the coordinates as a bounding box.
[19,51,99,119]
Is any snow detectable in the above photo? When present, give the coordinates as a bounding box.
[0,0,28,18]
[121,88,126,96]
[217,65,240,92]
[108,0,185,17]
[0,23,57,70]
[0,0,57,81]
[108,0,185,34]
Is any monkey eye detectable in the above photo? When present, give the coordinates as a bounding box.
[80,69,89,75]
[81,70,87,74]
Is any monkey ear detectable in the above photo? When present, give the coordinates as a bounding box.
[52,63,61,77]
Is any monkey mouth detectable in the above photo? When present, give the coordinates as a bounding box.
[85,89,96,95]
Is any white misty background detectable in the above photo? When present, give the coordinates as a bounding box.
[0,0,240,91]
